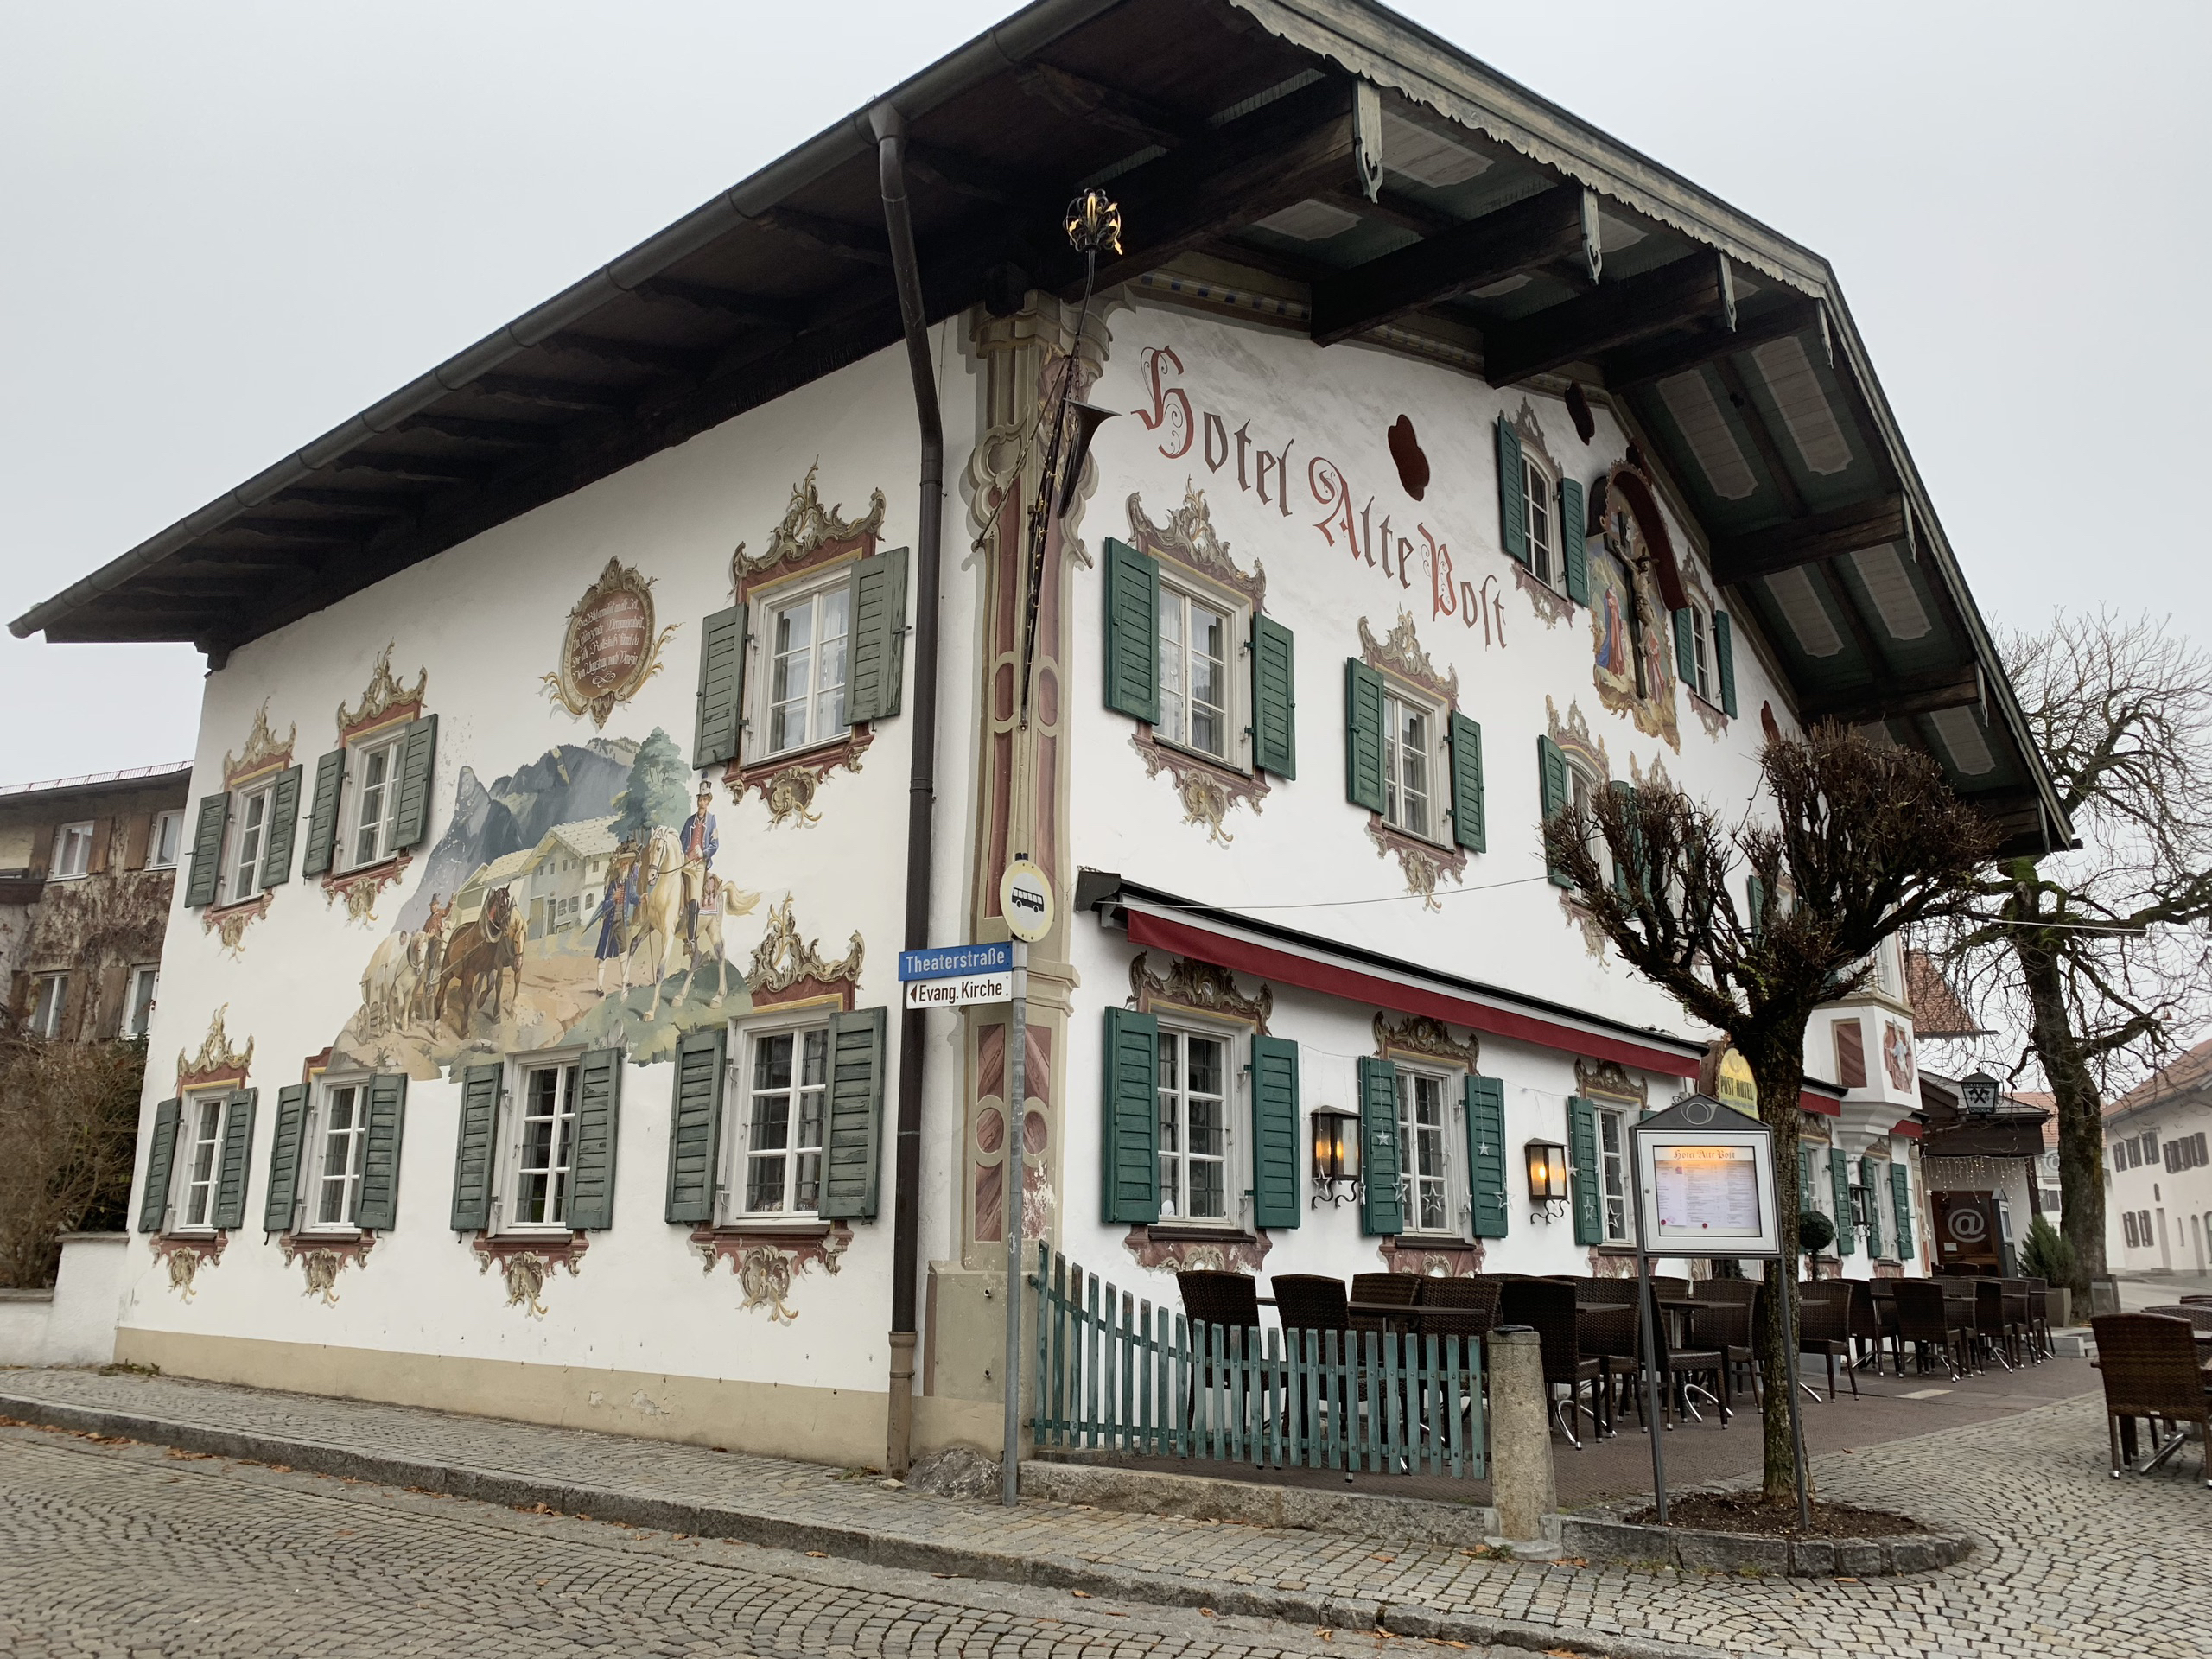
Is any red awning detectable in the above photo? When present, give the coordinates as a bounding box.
[1119,900,1839,1116]
[1891,1119,1924,1140]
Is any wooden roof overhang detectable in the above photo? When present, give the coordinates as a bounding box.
[13,0,2067,855]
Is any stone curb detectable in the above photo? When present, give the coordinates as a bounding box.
[1560,1514,1975,1577]
[0,1389,1721,1659]
[1023,1456,1503,1543]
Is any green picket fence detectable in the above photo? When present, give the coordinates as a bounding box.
[1027,1244,1485,1479]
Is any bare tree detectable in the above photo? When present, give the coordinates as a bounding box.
[1936,613,2212,1297]
[0,1017,145,1288]
[1544,727,1989,1503]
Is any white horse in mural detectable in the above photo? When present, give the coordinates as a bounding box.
[626,827,688,1014]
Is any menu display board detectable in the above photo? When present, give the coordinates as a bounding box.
[1630,1099,1783,1258]
[1653,1144,1763,1239]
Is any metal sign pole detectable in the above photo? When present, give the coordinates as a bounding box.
[1631,1174,1669,1525]
[1777,1260,1811,1531]
[1000,934,1029,1508]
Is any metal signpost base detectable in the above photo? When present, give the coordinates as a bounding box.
[1001,936,1027,1508]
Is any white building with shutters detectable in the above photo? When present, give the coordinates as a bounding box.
[18,0,2066,1471]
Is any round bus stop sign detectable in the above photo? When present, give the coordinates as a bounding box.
[1000,858,1054,943]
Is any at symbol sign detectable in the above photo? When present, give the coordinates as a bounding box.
[1948,1208,1987,1243]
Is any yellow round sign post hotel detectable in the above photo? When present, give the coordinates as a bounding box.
[996,856,1052,1505]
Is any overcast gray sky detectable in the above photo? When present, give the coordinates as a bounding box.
[3,1,2203,783]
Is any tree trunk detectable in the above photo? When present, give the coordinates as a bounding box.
[2010,881,2106,1296]
[1742,1024,1812,1504]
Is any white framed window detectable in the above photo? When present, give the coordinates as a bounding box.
[1523,453,1560,590]
[731,1020,830,1217]
[1157,1026,1231,1223]
[503,1057,582,1230]
[173,1094,228,1232]
[225,782,276,906]
[1567,760,1614,887]
[1597,1104,1632,1243]
[148,809,184,870]
[1395,1068,1458,1234]
[1382,688,1440,841]
[1686,602,1714,703]
[346,731,408,870]
[303,1079,372,1231]
[753,575,852,759]
[51,821,94,880]
[124,966,159,1040]
[28,974,67,1040]
[1155,582,1239,763]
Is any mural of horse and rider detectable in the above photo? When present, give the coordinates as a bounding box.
[331,728,763,1077]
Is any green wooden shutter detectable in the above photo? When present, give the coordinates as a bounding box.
[1713,611,1738,717]
[139,1097,181,1234]
[356,1073,409,1230]
[1859,1154,1884,1257]
[692,603,747,767]
[1249,1035,1300,1231]
[300,749,345,880]
[820,1007,887,1220]
[1559,476,1589,603]
[1538,735,1572,887]
[1251,613,1297,779]
[845,548,908,724]
[566,1047,623,1230]
[451,1062,502,1232]
[1610,780,1646,897]
[1567,1096,1602,1244]
[1447,712,1485,854]
[665,1026,728,1224]
[1891,1160,1915,1256]
[390,715,439,852]
[1101,1007,1160,1224]
[1830,1146,1855,1255]
[1674,609,1696,683]
[1747,873,1767,940]
[264,1084,309,1233]
[1103,538,1160,722]
[1357,1056,1402,1236]
[259,765,303,889]
[210,1089,257,1230]
[1495,416,1527,565]
[1344,658,1386,812]
[1465,1074,1508,1239]
[183,794,228,908]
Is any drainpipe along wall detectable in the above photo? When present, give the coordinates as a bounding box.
[872,100,944,1478]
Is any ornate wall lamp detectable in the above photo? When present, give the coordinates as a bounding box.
[1310,1106,1362,1207]
[1524,1138,1570,1221]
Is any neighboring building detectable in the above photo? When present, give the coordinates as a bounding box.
[1916,1073,2050,1277]
[10,0,2067,1466]
[2104,1039,2212,1277]
[0,765,192,1044]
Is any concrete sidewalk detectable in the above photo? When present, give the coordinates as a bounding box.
[0,1364,2190,1659]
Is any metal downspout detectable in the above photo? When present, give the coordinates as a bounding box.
[872,100,943,1478]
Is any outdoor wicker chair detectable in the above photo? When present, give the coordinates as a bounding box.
[1866,1279,1904,1374]
[1498,1275,1607,1447]
[1798,1281,1858,1400]
[2000,1280,2040,1364]
[1573,1276,1643,1306]
[1271,1274,1351,1339]
[2143,1303,2212,1342]
[1631,1279,1733,1428]
[1349,1272,1421,1337]
[2180,1294,2212,1306]
[1414,1274,1501,1342]
[2090,1313,2212,1486]
[1892,1279,1969,1379]
[1974,1279,2019,1372]
[1177,1270,1265,1438]
[1694,1290,1762,1402]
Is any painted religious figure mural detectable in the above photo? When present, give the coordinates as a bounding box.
[326,726,773,1078]
[1586,462,1681,750]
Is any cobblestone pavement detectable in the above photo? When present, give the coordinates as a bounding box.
[3,1367,2206,1658]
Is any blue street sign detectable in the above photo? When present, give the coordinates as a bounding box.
[899,941,1015,982]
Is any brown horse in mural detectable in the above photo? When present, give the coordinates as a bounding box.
[436,887,523,1034]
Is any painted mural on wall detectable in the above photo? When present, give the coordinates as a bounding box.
[1587,464,1681,750]
[541,558,677,728]
[324,726,776,1078]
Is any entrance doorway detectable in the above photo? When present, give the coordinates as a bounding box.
[1932,1190,2002,1273]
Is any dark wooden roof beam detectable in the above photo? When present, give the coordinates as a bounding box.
[396,411,566,448]
[1483,248,1735,387]
[1605,296,1825,391]
[1713,493,1910,586]
[906,142,1049,208]
[634,277,805,330]
[1015,60,1192,150]
[272,488,425,516]
[226,517,377,547]
[334,451,498,485]
[471,374,632,413]
[1802,664,1982,728]
[541,333,710,376]
[756,208,892,267]
[1311,184,1594,347]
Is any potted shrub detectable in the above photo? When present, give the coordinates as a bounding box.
[2022,1214,2076,1328]
[1798,1209,1836,1280]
